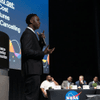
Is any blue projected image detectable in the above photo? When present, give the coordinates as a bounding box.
[0,0,49,73]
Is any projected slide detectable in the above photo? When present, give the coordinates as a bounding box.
[0,0,49,73]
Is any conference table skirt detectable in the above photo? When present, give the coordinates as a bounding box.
[47,89,100,100]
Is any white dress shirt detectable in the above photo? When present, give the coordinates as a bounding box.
[40,80,56,92]
[27,26,35,33]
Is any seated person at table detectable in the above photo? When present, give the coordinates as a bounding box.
[89,76,100,89]
[75,75,87,89]
[40,75,59,98]
[61,76,74,89]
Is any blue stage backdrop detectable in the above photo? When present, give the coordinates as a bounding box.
[0,0,49,73]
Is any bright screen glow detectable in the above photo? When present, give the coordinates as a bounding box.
[0,0,49,73]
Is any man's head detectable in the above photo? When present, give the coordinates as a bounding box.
[26,14,40,30]
[67,76,72,82]
[93,76,98,82]
[79,75,84,81]
[46,75,52,82]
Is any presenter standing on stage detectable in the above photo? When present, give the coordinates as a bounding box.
[20,14,55,100]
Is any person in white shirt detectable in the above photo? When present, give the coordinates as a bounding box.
[40,75,59,98]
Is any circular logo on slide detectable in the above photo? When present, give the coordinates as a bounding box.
[65,91,81,100]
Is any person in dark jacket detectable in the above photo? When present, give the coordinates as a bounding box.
[75,75,87,89]
[89,76,100,89]
[20,14,55,100]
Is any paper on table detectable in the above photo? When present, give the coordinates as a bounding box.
[83,85,89,89]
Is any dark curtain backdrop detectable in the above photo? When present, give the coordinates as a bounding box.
[8,0,100,100]
[94,0,100,78]
[49,0,99,84]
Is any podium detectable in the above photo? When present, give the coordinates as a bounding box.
[0,69,9,100]
[0,31,9,100]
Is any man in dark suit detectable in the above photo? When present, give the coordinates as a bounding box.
[75,75,87,89]
[20,14,55,100]
[89,76,100,89]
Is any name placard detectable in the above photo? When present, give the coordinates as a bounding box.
[83,85,89,89]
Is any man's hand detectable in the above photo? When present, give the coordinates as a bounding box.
[80,80,84,84]
[52,77,59,85]
[41,88,48,98]
[51,77,54,81]
[78,86,81,89]
[44,45,55,54]
[44,92,48,98]
[37,30,45,39]
[94,87,97,89]
[66,87,68,89]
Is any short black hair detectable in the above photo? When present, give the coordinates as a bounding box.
[26,14,37,25]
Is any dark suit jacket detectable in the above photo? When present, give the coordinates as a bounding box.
[75,80,87,87]
[89,81,100,89]
[20,28,45,77]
